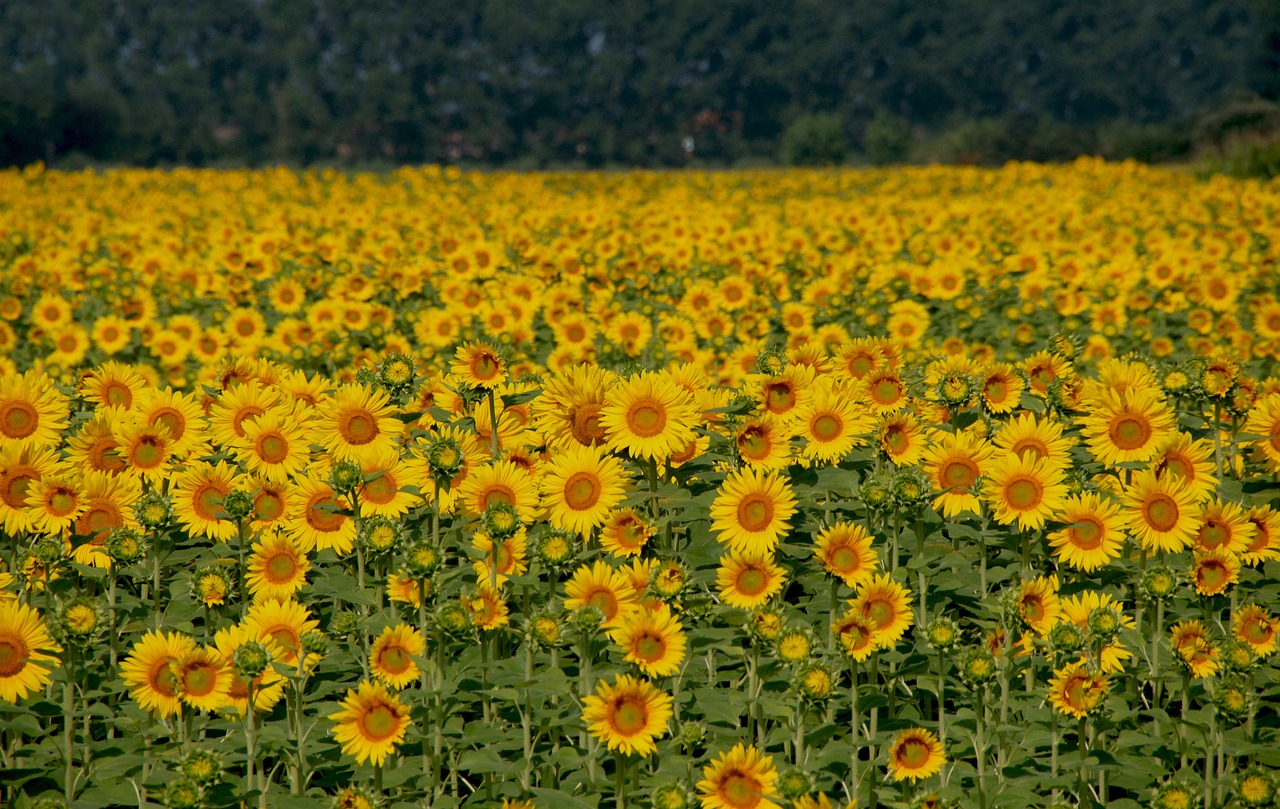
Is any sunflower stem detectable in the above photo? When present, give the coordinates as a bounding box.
[793,689,805,768]
[486,389,501,459]
[1211,401,1223,480]
[849,663,860,801]
[1050,707,1059,800]
[1076,718,1088,807]
[828,577,839,653]
[236,518,248,618]
[62,646,76,802]
[1179,671,1190,771]
[917,516,927,627]
[975,683,988,809]
[521,640,533,790]
[245,681,257,805]
[614,752,626,808]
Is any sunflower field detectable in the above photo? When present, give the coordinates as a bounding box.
[1,160,1279,809]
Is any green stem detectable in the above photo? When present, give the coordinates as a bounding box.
[487,389,501,458]
[1077,718,1088,807]
[614,752,626,808]
[522,641,534,790]
[794,690,805,768]
[849,664,860,801]
[975,685,988,809]
[63,647,75,802]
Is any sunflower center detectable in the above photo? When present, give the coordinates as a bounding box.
[305,494,346,532]
[255,490,284,521]
[985,379,1009,404]
[193,482,228,522]
[847,354,874,378]
[0,470,34,509]
[0,637,28,677]
[737,494,775,533]
[89,437,126,473]
[735,567,768,597]
[831,545,862,574]
[626,401,667,438]
[865,597,894,627]
[872,379,902,406]
[0,401,37,439]
[884,426,910,454]
[721,772,760,808]
[739,428,770,460]
[1022,596,1045,622]
[150,659,179,697]
[341,411,378,445]
[257,433,290,464]
[941,458,978,489]
[1006,477,1043,510]
[266,552,299,583]
[898,738,932,768]
[1197,560,1228,589]
[1199,519,1230,549]
[1143,494,1179,532]
[363,473,397,504]
[78,503,121,539]
[585,589,619,620]
[1110,415,1152,451]
[1242,618,1273,645]
[232,406,265,438]
[1070,517,1104,550]
[359,704,401,742]
[48,489,77,516]
[132,436,166,469]
[560,471,601,511]
[611,696,647,735]
[152,409,185,439]
[569,403,607,445]
[378,646,412,675]
[811,413,842,442]
[182,663,218,697]
[765,382,797,413]
[102,382,133,408]
[634,632,665,662]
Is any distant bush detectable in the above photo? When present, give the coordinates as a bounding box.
[1098,123,1192,163]
[780,113,848,166]
[1192,97,1280,148]
[863,111,913,165]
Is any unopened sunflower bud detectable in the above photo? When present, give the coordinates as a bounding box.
[404,542,442,578]
[427,437,465,478]
[437,603,473,637]
[925,616,961,651]
[573,605,604,634]
[358,516,401,555]
[134,491,173,528]
[652,782,690,809]
[379,353,416,390]
[329,460,363,494]
[233,641,272,680]
[1141,565,1178,600]
[777,769,811,800]
[482,501,521,539]
[106,527,147,565]
[222,489,254,520]
[179,750,223,786]
[331,611,360,636]
[301,631,329,657]
[677,720,705,750]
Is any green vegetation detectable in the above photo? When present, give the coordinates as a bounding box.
[1,0,1277,168]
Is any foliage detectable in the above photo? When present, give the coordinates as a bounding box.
[780,114,849,166]
[862,111,913,166]
[0,163,1280,809]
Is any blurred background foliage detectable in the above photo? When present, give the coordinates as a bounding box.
[2,0,1279,171]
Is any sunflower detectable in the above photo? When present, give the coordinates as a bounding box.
[355,449,423,519]
[873,412,925,468]
[134,387,206,459]
[1191,547,1240,597]
[1243,393,1280,471]
[709,467,797,556]
[540,444,630,536]
[243,598,320,668]
[923,430,995,518]
[978,363,1025,414]
[0,600,61,702]
[1047,661,1109,719]
[609,604,687,677]
[467,584,510,631]
[813,522,878,587]
[886,727,946,782]
[1048,492,1126,572]
[471,529,529,587]
[1169,620,1219,678]
[600,372,699,461]
[90,315,133,355]
[72,470,141,565]
[248,476,298,532]
[0,445,62,535]
[64,411,128,477]
[598,508,654,558]
[1060,591,1134,673]
[458,460,541,523]
[1151,432,1217,504]
[314,384,402,464]
[450,341,507,389]
[330,680,413,766]
[233,404,313,482]
[564,560,640,627]
[172,461,241,542]
[112,419,175,483]
[533,364,614,450]
[386,572,425,608]
[207,382,281,447]
[245,531,310,602]
[213,625,287,716]
[284,472,356,555]
[697,743,780,809]
[752,365,815,424]
[1191,499,1255,556]
[733,416,794,470]
[581,673,673,757]
[982,452,1067,531]
[796,381,871,466]
[1242,506,1280,566]
[851,573,915,650]
[992,413,1075,470]
[173,646,232,713]
[120,631,197,718]
[369,624,426,689]
[1121,470,1202,555]
[0,371,68,453]
[834,337,888,384]
[1016,575,1061,636]
[862,366,908,414]
[1080,387,1175,467]
[80,362,146,411]
[23,474,84,537]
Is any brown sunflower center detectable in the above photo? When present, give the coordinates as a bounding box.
[569,403,607,445]
[257,433,290,464]
[811,413,842,442]
[1005,477,1043,511]
[564,471,602,511]
[254,490,284,521]
[103,382,133,408]
[985,379,1009,404]
[720,772,760,808]
[765,382,797,413]
[847,354,875,378]
[0,636,28,677]
[897,737,932,769]
[1199,519,1230,550]
[626,400,667,438]
[1143,494,1179,532]
[1242,617,1274,645]
[0,401,37,440]
[359,704,401,741]
[736,494,775,533]
[265,551,299,583]
[735,566,768,597]
[941,458,978,489]
[0,470,35,509]
[634,632,665,662]
[48,489,77,516]
[611,696,647,735]
[1109,415,1152,451]
[830,545,863,575]
[150,659,179,697]
[232,406,265,438]
[1197,560,1229,591]
[865,597,894,628]
[182,662,218,697]
[872,378,902,406]
[305,494,346,532]
[193,482,229,522]
[362,473,397,504]
[1070,517,1105,550]
[585,588,619,619]
[378,645,412,675]
[131,436,166,469]
[341,410,378,445]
